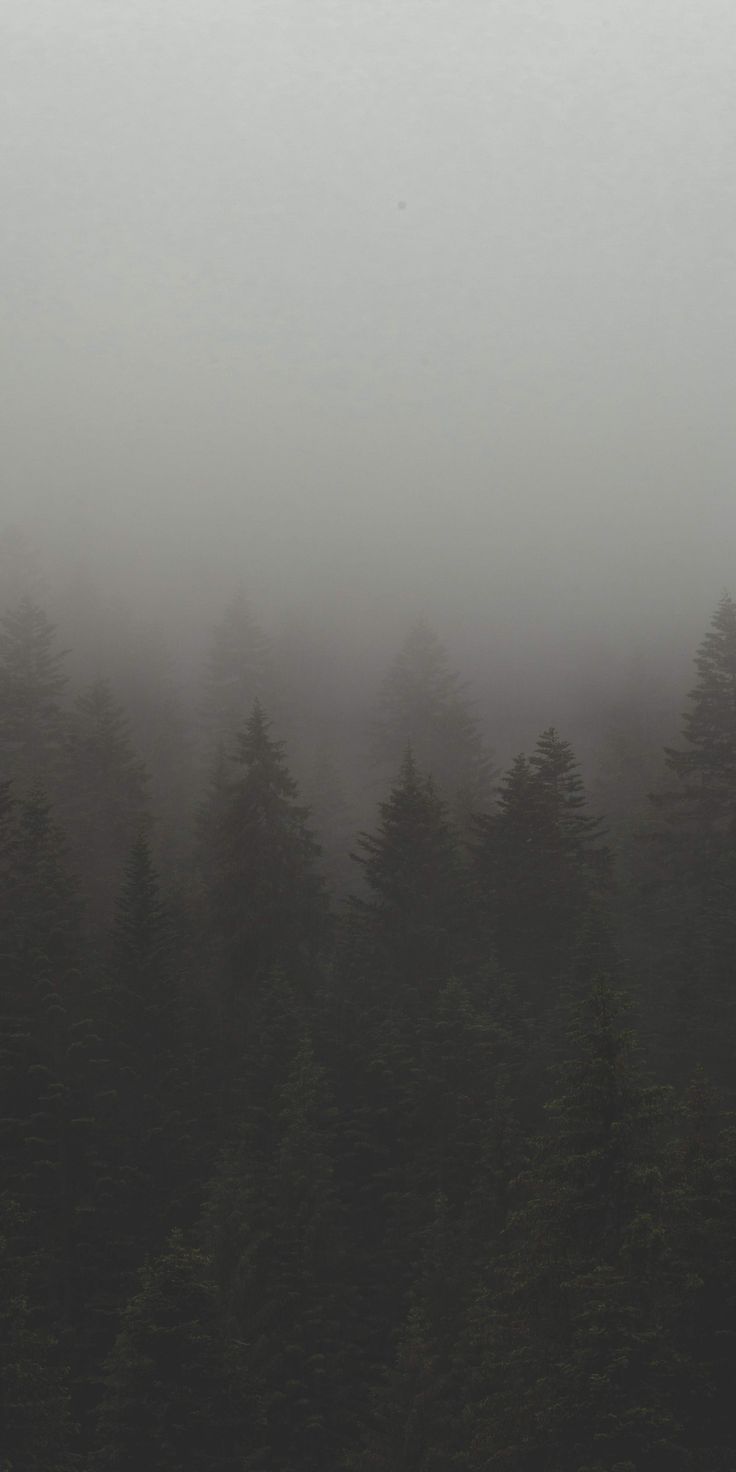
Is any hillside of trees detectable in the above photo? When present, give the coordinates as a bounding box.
[2,585,736,1470]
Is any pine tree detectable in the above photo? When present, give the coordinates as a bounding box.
[206,704,328,1016]
[349,1194,469,1472]
[666,1077,736,1470]
[465,985,685,1472]
[95,1229,251,1471]
[0,793,81,1253]
[206,1034,351,1472]
[60,677,149,929]
[0,597,68,794]
[200,593,271,757]
[351,749,470,1001]
[475,729,609,1027]
[372,622,494,829]
[0,1196,76,1472]
[649,595,736,1089]
[665,593,736,805]
[91,836,197,1284]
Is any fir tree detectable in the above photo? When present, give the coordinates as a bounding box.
[200,593,271,756]
[465,985,685,1472]
[206,704,328,1013]
[0,1196,76,1471]
[351,749,470,1001]
[475,729,609,1028]
[0,597,68,794]
[206,1033,351,1472]
[646,595,736,1088]
[60,677,149,929]
[95,1229,250,1471]
[372,622,494,828]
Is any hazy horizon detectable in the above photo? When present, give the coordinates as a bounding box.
[2,0,735,678]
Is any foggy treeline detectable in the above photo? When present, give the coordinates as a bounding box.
[2,530,736,1470]
[4,1,736,1468]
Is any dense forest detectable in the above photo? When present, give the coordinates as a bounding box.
[2,579,736,1471]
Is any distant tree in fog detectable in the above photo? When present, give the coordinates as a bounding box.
[200,593,271,756]
[372,621,494,828]
[0,597,68,794]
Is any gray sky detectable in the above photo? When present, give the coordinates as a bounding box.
[2,0,735,652]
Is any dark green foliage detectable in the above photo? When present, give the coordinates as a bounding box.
[0,794,81,1278]
[95,1229,250,1471]
[200,593,271,755]
[465,986,684,1472]
[0,597,68,794]
[352,749,470,998]
[205,703,328,1001]
[206,1033,352,1472]
[1,596,736,1470]
[475,729,609,1029]
[372,622,494,828]
[650,596,736,1088]
[61,677,149,928]
[0,1197,76,1472]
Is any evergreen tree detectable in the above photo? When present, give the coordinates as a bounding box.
[351,749,470,1001]
[200,593,271,756]
[0,793,81,1279]
[206,704,328,1016]
[372,622,494,828]
[666,1077,736,1470]
[650,595,736,1088]
[349,1194,469,1472]
[475,729,609,1027]
[95,1229,250,1471]
[0,1196,76,1471]
[206,1033,351,1472]
[60,677,148,928]
[0,597,68,794]
[465,985,685,1471]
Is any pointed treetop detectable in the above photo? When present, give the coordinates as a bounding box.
[665,592,736,794]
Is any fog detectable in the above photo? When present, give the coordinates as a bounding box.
[2,0,735,723]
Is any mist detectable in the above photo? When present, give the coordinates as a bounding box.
[6,7,736,1466]
[2,0,735,675]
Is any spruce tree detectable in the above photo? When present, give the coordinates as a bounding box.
[95,1229,250,1471]
[475,729,608,1027]
[351,749,470,1001]
[206,1033,350,1472]
[465,985,685,1472]
[372,622,494,829]
[0,597,68,794]
[0,1196,76,1471]
[60,677,149,929]
[0,793,81,1279]
[200,593,271,757]
[650,595,736,1088]
[206,703,327,1013]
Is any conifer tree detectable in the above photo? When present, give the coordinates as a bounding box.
[0,792,85,1350]
[206,704,327,1012]
[372,622,494,828]
[95,1229,250,1471]
[666,1078,736,1469]
[349,1194,469,1472]
[649,595,736,1087]
[0,1196,76,1471]
[200,593,271,756]
[206,1034,350,1472]
[475,729,608,1025]
[61,677,148,929]
[465,985,684,1471]
[0,597,68,794]
[351,749,470,1001]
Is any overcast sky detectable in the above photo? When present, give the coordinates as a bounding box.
[2,0,735,653]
